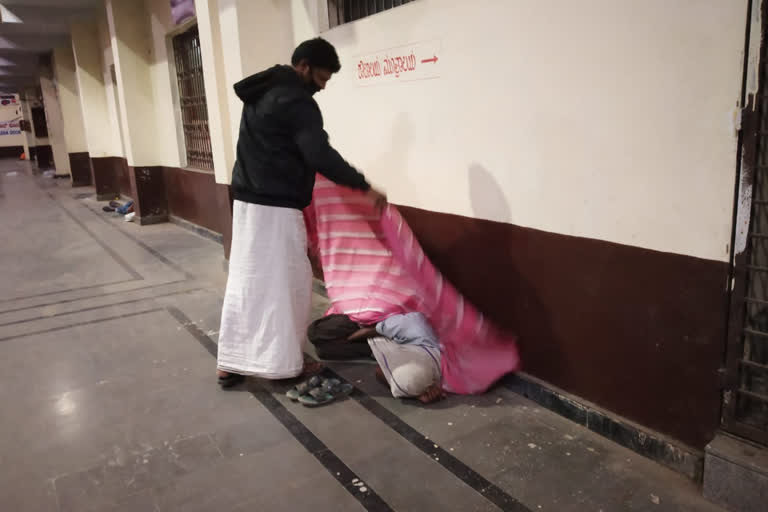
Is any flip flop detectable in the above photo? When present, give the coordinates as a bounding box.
[297,387,334,407]
[286,375,322,401]
[297,378,354,407]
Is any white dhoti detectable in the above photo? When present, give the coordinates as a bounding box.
[217,200,312,378]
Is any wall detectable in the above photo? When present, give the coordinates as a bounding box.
[230,0,753,449]
[304,0,748,264]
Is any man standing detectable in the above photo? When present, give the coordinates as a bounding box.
[217,38,385,388]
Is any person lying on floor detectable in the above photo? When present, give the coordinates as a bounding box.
[348,312,444,404]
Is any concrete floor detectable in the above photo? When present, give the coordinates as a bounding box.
[0,160,725,511]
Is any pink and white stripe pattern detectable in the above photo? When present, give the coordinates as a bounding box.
[305,175,520,394]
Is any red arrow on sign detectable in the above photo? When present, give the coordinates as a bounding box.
[421,55,438,64]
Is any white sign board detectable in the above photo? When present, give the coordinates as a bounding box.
[355,39,441,86]
[0,121,20,135]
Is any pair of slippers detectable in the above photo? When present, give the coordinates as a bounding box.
[102,200,124,212]
[286,376,353,407]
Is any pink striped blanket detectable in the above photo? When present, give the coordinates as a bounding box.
[304,175,521,394]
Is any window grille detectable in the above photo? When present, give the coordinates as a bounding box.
[328,0,416,29]
[172,25,214,171]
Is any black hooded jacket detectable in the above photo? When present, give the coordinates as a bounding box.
[230,65,369,209]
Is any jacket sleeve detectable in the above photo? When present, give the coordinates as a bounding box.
[289,97,370,191]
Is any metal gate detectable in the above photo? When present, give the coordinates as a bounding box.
[172,25,214,171]
[723,1,768,446]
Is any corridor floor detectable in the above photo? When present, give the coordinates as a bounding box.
[0,161,724,511]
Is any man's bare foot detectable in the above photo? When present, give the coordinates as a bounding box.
[418,384,444,404]
[217,369,232,378]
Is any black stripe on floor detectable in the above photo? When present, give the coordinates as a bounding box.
[0,287,202,328]
[249,386,394,512]
[0,279,187,315]
[167,306,394,512]
[0,308,161,343]
[327,370,532,512]
[0,279,136,306]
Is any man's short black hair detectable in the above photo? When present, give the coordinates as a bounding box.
[291,38,341,73]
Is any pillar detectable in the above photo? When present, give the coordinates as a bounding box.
[105,0,167,224]
[38,56,69,177]
[71,19,120,197]
[52,46,90,186]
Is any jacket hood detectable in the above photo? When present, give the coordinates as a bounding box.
[234,65,303,104]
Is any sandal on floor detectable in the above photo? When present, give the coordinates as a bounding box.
[286,375,323,401]
[297,378,354,407]
[218,373,245,389]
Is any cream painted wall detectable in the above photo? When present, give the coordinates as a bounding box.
[235,0,294,75]
[272,0,748,263]
[53,46,88,154]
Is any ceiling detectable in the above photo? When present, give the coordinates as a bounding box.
[0,0,101,94]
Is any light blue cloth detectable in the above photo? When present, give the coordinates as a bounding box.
[375,312,440,351]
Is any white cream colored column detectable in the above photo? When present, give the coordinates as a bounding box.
[52,45,89,185]
[71,20,115,159]
[105,0,160,167]
[193,0,234,184]
[38,60,69,176]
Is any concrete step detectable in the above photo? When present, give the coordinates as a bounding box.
[703,433,768,511]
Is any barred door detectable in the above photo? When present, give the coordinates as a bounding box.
[172,26,214,171]
[723,14,768,446]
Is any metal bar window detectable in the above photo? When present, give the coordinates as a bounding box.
[328,0,415,29]
[172,25,214,171]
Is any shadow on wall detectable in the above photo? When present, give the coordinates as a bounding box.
[468,163,512,224]
[398,205,564,378]
[399,164,565,378]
